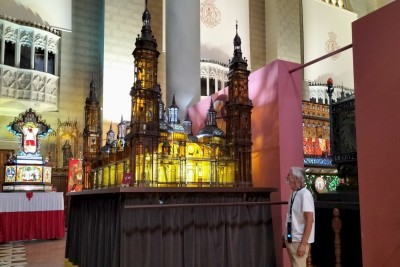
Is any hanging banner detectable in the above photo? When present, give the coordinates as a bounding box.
[68,159,83,192]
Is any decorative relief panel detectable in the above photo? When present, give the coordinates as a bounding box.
[200,0,221,28]
[216,69,226,81]
[16,72,31,90]
[325,32,341,60]
[4,26,17,43]
[16,85,30,100]
[20,29,33,46]
[0,65,58,110]
[307,82,354,103]
[309,86,328,102]
[34,33,46,50]
[32,74,46,93]
[45,77,58,104]
[200,60,229,97]
[2,69,16,89]
[200,65,208,78]
[48,37,58,54]
[209,67,216,78]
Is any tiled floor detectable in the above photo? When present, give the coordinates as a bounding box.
[0,238,65,267]
[0,242,26,266]
[25,238,66,267]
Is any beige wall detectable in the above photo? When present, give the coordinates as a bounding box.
[262,0,302,66]
[102,0,164,138]
[103,0,142,128]
[54,0,103,153]
[249,0,266,71]
[348,0,394,17]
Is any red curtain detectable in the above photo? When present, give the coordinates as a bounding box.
[0,210,65,242]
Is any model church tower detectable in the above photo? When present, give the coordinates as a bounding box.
[82,77,102,188]
[129,1,161,186]
[225,22,253,186]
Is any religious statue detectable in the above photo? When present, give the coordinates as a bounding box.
[62,140,73,167]
[22,123,39,154]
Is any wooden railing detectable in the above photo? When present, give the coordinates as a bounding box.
[309,198,361,267]
[307,207,344,267]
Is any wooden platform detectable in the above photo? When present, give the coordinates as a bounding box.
[66,187,277,267]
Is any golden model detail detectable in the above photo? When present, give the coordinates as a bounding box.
[85,4,251,188]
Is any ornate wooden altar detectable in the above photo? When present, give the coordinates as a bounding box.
[3,108,53,191]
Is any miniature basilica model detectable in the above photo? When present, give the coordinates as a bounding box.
[83,4,253,189]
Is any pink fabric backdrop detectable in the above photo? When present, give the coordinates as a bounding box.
[188,59,303,267]
[352,1,400,266]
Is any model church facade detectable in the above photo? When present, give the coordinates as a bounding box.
[82,4,253,189]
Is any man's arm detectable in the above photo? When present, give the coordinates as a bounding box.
[296,211,314,257]
[301,211,314,245]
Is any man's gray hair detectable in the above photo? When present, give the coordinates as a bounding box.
[290,167,306,187]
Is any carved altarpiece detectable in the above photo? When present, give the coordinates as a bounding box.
[51,119,81,169]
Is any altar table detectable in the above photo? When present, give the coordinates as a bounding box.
[0,192,65,243]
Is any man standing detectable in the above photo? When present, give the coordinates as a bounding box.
[285,167,315,267]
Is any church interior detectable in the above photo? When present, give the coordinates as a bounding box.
[0,0,399,266]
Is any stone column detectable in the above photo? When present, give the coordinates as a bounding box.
[0,24,5,64]
[165,0,200,122]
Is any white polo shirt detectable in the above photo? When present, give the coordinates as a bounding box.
[285,188,315,243]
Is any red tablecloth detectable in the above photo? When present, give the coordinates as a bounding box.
[0,192,65,243]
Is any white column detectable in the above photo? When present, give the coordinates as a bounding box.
[165,0,200,121]
[0,24,4,64]
[15,28,20,67]
[30,41,35,70]
[44,46,48,73]
[54,50,59,76]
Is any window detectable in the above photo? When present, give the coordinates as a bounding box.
[209,78,215,95]
[20,44,31,69]
[34,47,45,72]
[48,51,55,74]
[4,41,15,66]
[201,78,207,96]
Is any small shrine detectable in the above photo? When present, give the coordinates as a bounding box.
[3,108,53,192]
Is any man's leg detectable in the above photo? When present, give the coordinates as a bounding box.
[285,241,309,267]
